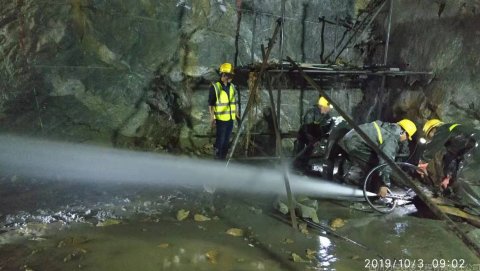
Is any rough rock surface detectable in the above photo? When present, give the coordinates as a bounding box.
[6,0,470,154]
[368,0,480,129]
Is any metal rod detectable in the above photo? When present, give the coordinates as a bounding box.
[276,79,282,130]
[234,0,243,67]
[266,75,281,155]
[236,7,350,27]
[33,65,115,70]
[227,18,297,229]
[334,0,388,62]
[287,56,480,258]
[231,156,281,161]
[282,160,298,229]
[324,28,348,61]
[267,69,433,76]
[301,218,368,252]
[32,87,44,132]
[319,16,326,63]
[250,0,256,63]
[376,0,394,119]
[333,16,338,59]
[227,19,283,166]
[279,0,286,63]
[193,131,298,138]
[277,0,285,127]
[383,0,394,66]
[300,83,305,126]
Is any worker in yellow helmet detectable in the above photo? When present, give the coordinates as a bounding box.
[418,119,478,192]
[338,119,417,197]
[208,63,239,160]
[293,96,334,171]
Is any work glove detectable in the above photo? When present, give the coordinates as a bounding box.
[417,161,428,177]
[440,176,451,189]
[378,186,389,198]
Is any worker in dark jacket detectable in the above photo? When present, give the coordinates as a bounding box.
[208,63,239,160]
[293,96,333,170]
[418,119,478,190]
[323,116,351,179]
[338,119,417,197]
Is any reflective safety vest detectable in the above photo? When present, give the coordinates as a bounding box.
[449,123,460,131]
[373,121,383,145]
[213,82,236,121]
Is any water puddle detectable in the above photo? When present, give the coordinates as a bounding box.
[1,136,479,270]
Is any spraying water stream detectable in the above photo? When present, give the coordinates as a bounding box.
[0,135,373,199]
[2,135,480,270]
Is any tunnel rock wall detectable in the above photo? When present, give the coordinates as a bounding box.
[0,0,368,153]
[369,0,480,129]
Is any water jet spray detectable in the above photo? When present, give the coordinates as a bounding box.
[0,135,374,199]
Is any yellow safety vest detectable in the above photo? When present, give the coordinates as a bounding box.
[449,123,460,131]
[373,121,383,144]
[213,82,236,121]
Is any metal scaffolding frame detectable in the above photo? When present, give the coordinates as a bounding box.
[225,0,433,230]
[229,0,432,160]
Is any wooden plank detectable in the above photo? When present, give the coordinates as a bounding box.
[436,205,480,227]
[427,197,480,226]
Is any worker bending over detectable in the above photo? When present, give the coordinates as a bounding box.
[293,96,333,170]
[338,119,417,197]
[419,119,478,191]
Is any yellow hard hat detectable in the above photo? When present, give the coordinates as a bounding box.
[219,63,234,74]
[397,119,417,140]
[423,119,444,135]
[318,96,332,108]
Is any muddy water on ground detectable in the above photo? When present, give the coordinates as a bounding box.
[1,178,479,270]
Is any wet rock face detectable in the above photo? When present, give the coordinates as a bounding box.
[369,0,480,128]
[0,0,363,151]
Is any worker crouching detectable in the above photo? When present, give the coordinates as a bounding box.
[419,119,478,192]
[338,119,417,197]
[293,96,334,170]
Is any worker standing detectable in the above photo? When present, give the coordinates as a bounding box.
[338,119,417,197]
[419,119,478,191]
[293,96,334,170]
[208,63,239,160]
